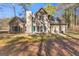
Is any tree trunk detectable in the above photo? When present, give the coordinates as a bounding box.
[74,7,77,26]
[11,4,16,17]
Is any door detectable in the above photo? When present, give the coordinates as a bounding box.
[14,26,20,32]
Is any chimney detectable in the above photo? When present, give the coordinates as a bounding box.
[25,11,32,34]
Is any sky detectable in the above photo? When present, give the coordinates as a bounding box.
[30,3,58,13]
[0,3,79,19]
[0,3,59,19]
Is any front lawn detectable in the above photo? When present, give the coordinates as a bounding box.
[0,33,56,45]
[66,32,79,39]
[0,33,79,56]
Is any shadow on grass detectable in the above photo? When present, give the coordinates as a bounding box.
[63,33,79,46]
[37,33,45,56]
[0,33,79,56]
[0,36,31,56]
[37,33,79,56]
[55,35,79,56]
[37,33,64,56]
[44,39,54,56]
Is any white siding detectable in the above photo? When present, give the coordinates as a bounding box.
[25,11,32,33]
[51,25,66,33]
[51,25,59,33]
[44,15,50,33]
[61,25,66,33]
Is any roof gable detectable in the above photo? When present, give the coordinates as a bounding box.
[35,8,48,16]
[9,17,24,24]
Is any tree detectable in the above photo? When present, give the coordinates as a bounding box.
[63,4,79,30]
[18,3,32,20]
[44,4,57,15]
[63,8,71,29]
[10,4,16,17]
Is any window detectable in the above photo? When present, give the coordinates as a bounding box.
[32,17,35,23]
[40,26,43,32]
[37,26,40,32]
[32,26,35,32]
[40,16,44,20]
[44,26,46,32]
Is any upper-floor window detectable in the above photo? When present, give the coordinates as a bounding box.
[39,16,44,21]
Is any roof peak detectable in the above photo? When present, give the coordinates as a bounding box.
[35,8,48,15]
